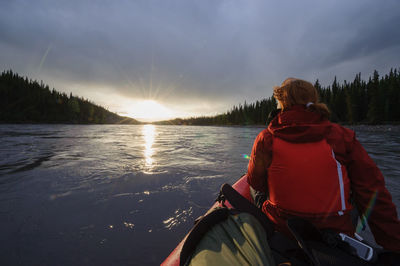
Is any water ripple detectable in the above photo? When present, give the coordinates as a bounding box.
[0,124,399,265]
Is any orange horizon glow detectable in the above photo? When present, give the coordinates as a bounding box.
[119,99,216,122]
[126,100,174,122]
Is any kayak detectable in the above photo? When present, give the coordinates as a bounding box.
[161,175,251,266]
[161,175,380,266]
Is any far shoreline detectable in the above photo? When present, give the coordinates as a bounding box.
[1,122,400,131]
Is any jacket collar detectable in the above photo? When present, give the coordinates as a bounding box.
[268,105,331,143]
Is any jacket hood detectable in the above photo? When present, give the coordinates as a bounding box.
[268,105,331,143]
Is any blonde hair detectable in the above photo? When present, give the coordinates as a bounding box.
[273,78,330,119]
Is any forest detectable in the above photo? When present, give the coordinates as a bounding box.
[156,68,400,126]
[2,68,400,125]
[0,70,139,124]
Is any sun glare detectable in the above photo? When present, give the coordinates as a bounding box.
[127,100,174,122]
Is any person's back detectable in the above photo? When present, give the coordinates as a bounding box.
[247,78,400,255]
[268,137,350,215]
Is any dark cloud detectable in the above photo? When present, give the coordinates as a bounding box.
[297,2,400,67]
[1,0,399,117]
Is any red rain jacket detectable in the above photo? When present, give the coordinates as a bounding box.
[247,105,400,252]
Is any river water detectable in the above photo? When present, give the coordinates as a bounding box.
[0,124,399,265]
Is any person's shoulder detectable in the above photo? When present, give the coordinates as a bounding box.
[326,122,355,143]
[260,128,272,137]
[255,128,272,142]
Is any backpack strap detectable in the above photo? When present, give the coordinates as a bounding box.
[220,183,275,238]
[180,183,275,265]
[179,207,232,266]
[220,183,311,265]
[287,218,323,265]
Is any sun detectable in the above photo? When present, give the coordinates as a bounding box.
[127,100,174,122]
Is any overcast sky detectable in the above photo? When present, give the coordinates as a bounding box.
[1,0,400,121]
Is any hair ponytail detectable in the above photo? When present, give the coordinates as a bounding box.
[274,78,331,120]
[307,102,330,120]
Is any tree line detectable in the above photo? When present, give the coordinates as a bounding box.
[2,68,399,125]
[316,69,400,124]
[157,68,400,126]
[0,70,139,124]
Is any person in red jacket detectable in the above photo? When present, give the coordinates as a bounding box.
[247,78,400,255]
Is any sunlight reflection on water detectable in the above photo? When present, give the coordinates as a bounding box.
[163,207,193,230]
[142,125,155,171]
